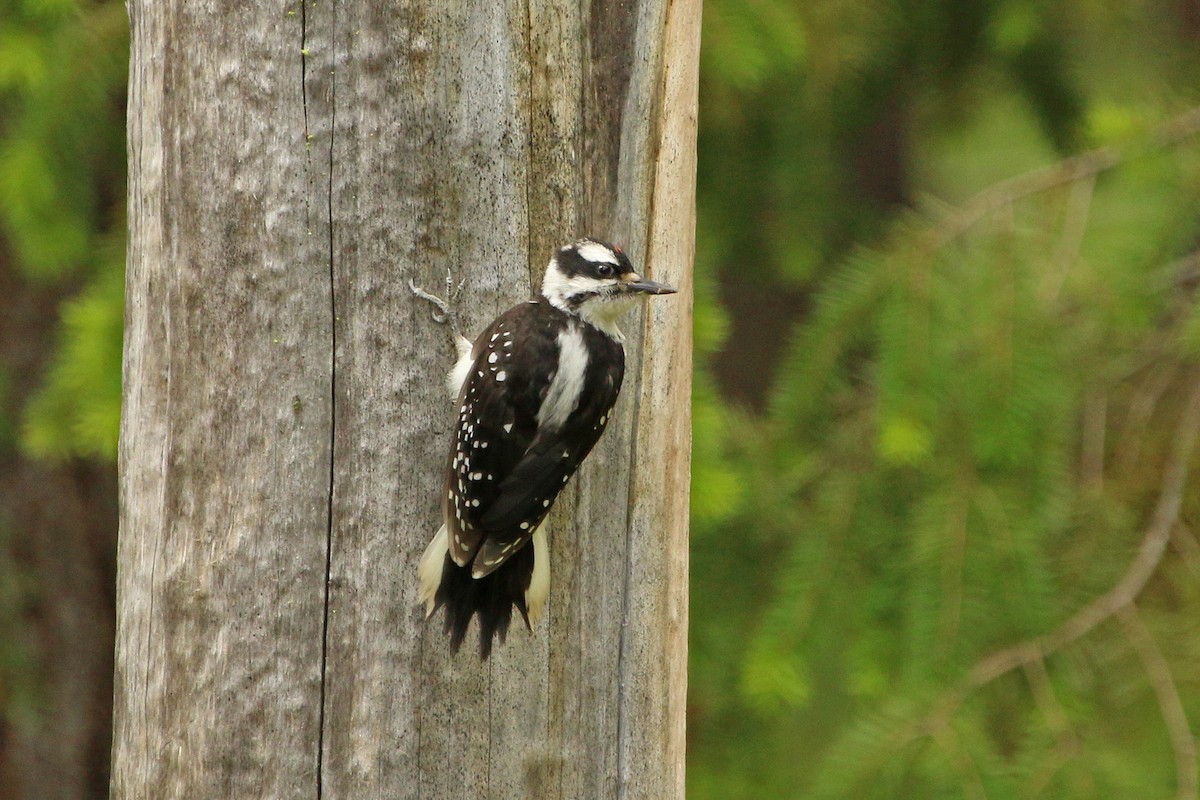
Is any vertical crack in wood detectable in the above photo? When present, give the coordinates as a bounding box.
[300,0,338,796]
[319,51,338,800]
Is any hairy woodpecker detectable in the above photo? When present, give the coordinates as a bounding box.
[416,238,676,658]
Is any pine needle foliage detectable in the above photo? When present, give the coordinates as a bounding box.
[0,0,128,460]
[690,0,1200,795]
[691,117,1200,797]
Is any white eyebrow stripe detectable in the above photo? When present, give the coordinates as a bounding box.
[576,241,619,265]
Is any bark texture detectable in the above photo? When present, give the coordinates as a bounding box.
[113,1,697,798]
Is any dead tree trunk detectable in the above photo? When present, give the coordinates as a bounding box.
[113,2,697,798]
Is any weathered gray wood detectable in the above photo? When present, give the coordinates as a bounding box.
[615,5,699,791]
[113,2,333,796]
[114,1,698,798]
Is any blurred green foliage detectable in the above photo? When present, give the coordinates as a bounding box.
[3,0,1200,797]
[0,0,126,734]
[692,0,1200,797]
[0,0,128,461]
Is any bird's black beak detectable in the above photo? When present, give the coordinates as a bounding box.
[623,274,677,295]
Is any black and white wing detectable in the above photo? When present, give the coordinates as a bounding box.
[443,301,624,578]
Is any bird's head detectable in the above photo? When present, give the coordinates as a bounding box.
[540,238,675,336]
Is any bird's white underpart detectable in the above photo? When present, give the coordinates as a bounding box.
[576,292,635,341]
[540,256,635,341]
[536,326,589,431]
[539,257,596,312]
[446,334,474,399]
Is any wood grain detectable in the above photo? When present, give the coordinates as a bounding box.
[114,1,698,797]
[114,2,333,797]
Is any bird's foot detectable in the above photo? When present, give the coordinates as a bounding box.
[409,270,467,335]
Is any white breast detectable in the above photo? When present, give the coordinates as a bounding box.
[537,326,589,431]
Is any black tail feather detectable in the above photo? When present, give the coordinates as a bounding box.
[433,544,535,659]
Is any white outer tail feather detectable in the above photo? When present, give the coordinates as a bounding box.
[416,521,552,627]
[417,524,448,617]
[526,525,550,625]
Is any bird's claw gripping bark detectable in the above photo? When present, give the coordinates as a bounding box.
[409,270,467,335]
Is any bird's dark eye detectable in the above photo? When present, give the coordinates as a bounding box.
[597,263,614,278]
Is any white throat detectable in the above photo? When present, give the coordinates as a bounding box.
[540,257,632,341]
[575,294,634,341]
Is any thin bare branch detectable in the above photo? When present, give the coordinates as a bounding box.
[1080,390,1107,494]
[1047,174,1095,302]
[1022,656,1080,752]
[938,493,971,653]
[1169,523,1200,581]
[1036,374,1200,654]
[1116,357,1182,476]
[1021,656,1083,795]
[919,371,1200,724]
[931,107,1200,247]
[845,108,1200,792]
[929,723,990,800]
[1117,604,1198,800]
